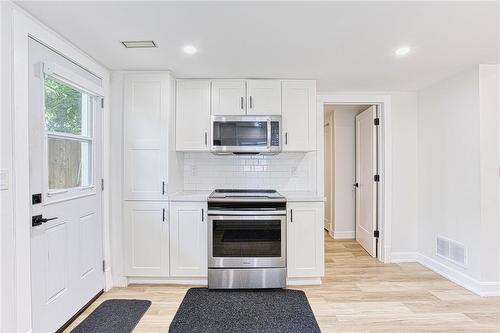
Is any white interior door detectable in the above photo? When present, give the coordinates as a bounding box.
[355,106,378,257]
[29,38,104,333]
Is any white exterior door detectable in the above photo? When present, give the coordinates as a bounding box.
[29,39,104,332]
[211,79,246,115]
[287,202,324,278]
[246,80,281,115]
[355,106,378,257]
[176,79,211,151]
[282,80,316,151]
[123,73,169,200]
[124,201,169,276]
[170,202,208,277]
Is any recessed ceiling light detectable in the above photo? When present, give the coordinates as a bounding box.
[183,45,198,55]
[121,40,157,48]
[395,46,410,56]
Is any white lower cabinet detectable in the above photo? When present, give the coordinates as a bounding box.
[169,201,208,277]
[124,201,169,276]
[287,202,324,278]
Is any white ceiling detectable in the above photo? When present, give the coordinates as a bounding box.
[16,1,500,91]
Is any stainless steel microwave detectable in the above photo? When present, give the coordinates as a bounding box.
[211,115,282,154]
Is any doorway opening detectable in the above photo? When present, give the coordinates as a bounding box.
[323,103,381,258]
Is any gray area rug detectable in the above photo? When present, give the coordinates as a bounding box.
[71,299,151,333]
[169,288,321,333]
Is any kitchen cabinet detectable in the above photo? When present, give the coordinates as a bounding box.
[176,79,211,151]
[246,79,282,115]
[287,201,324,278]
[211,79,246,116]
[124,201,169,276]
[282,80,317,151]
[170,201,208,277]
[123,73,171,200]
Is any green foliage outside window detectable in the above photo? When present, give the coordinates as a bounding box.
[44,78,83,135]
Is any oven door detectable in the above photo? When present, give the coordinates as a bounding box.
[208,214,286,268]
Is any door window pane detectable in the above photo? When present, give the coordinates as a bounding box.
[45,78,91,136]
[48,138,91,190]
[212,219,281,257]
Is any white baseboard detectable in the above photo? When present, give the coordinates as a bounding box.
[416,253,500,297]
[127,277,208,286]
[390,252,417,263]
[287,277,322,286]
[332,230,355,239]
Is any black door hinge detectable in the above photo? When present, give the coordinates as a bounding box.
[374,230,380,238]
[374,174,380,182]
[374,118,380,126]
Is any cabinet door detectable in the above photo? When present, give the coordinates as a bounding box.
[287,202,324,278]
[282,80,316,151]
[246,80,281,115]
[124,201,169,276]
[170,202,208,277]
[212,80,246,115]
[123,73,170,200]
[176,80,211,151]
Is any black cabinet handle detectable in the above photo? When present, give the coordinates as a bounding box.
[32,215,57,227]
[162,208,166,222]
[290,209,293,223]
[201,208,204,222]
[162,181,166,195]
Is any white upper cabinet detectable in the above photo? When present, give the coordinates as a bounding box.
[246,80,282,115]
[211,80,246,116]
[176,79,211,151]
[282,80,317,151]
[123,73,170,200]
[287,201,324,278]
[169,201,208,277]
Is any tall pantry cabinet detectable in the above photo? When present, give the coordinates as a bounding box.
[120,72,181,277]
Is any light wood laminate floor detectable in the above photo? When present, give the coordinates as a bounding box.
[65,233,500,332]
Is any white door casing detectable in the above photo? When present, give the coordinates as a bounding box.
[355,105,378,257]
[246,79,282,115]
[29,38,104,333]
[211,79,246,115]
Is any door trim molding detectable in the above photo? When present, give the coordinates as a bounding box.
[11,5,110,332]
[316,93,392,263]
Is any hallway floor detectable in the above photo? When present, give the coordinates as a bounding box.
[65,233,500,332]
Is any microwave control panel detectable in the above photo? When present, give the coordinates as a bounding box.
[271,121,280,146]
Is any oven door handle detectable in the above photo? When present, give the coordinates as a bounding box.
[207,210,286,216]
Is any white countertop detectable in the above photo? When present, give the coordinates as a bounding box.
[169,190,324,202]
[168,190,212,202]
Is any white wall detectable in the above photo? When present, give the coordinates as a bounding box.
[417,65,500,294]
[330,108,366,239]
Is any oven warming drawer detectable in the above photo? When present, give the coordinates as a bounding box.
[208,268,286,289]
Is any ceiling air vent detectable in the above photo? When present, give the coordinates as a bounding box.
[121,41,157,48]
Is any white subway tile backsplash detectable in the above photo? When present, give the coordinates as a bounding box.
[183,152,314,191]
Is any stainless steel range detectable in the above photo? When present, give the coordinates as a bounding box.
[207,189,286,289]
